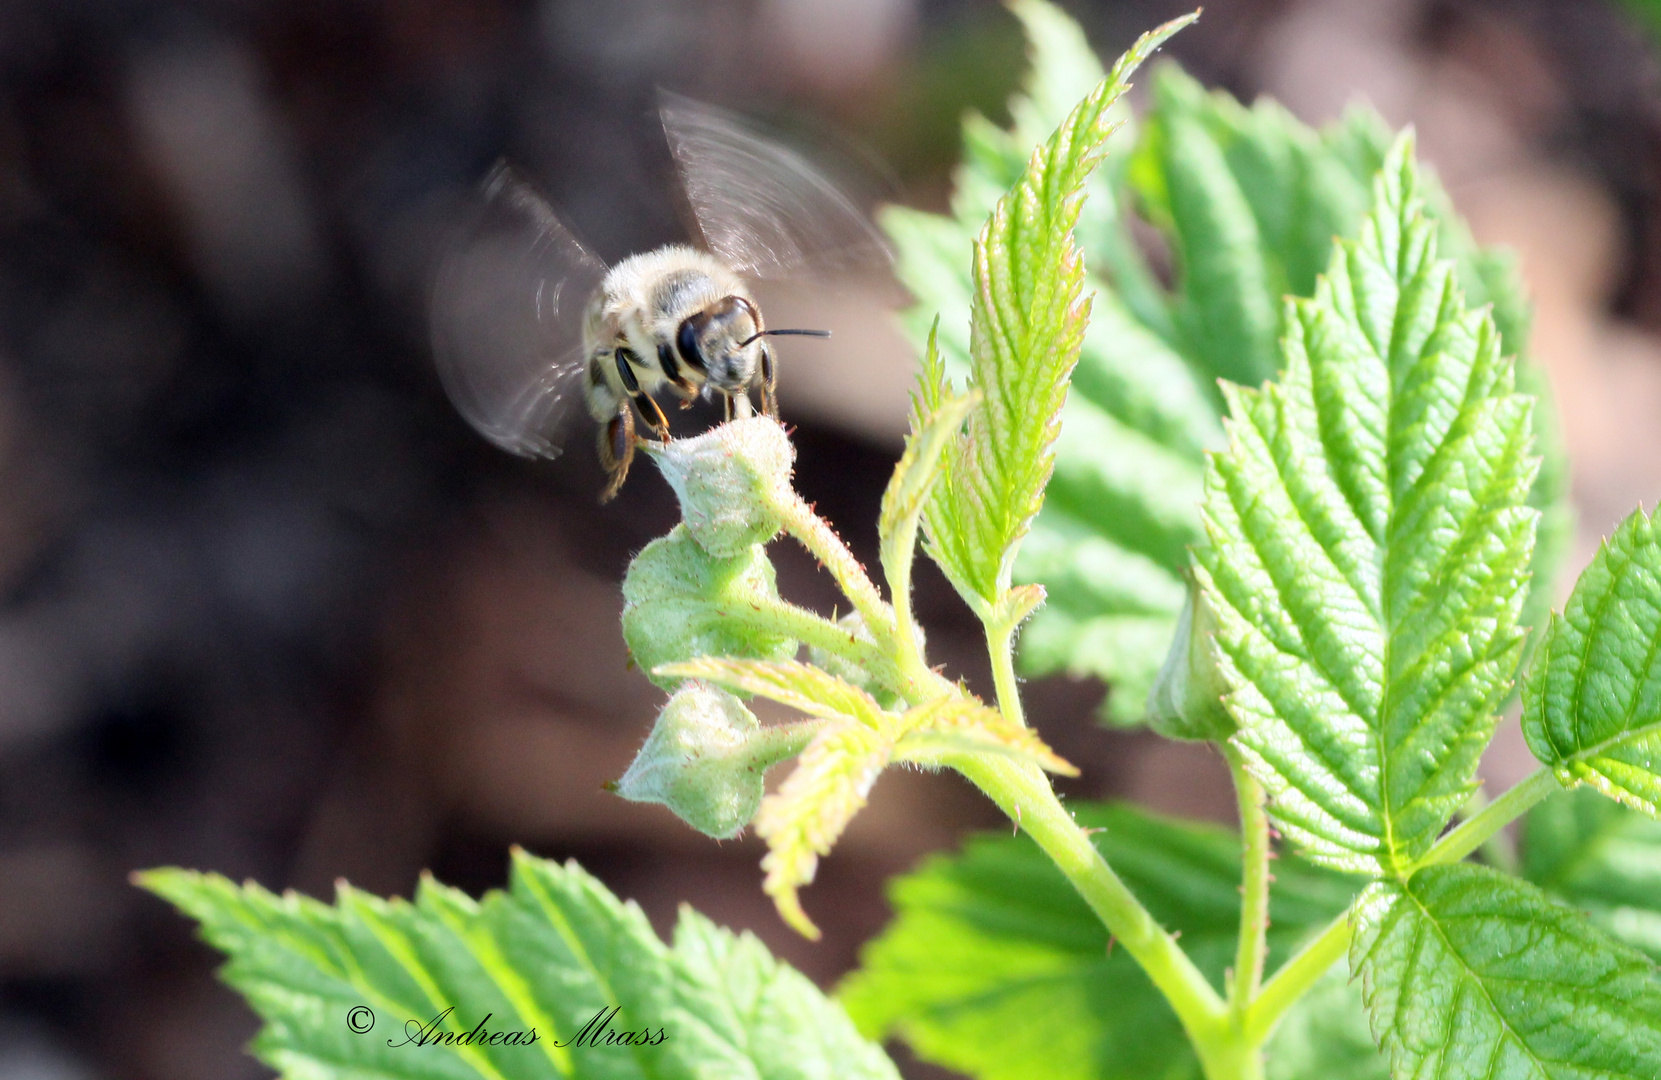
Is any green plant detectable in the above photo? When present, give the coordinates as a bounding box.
[143,4,1661,1079]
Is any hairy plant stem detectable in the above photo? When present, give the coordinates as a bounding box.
[1243,765,1562,1044]
[769,489,945,699]
[986,619,1027,728]
[1225,746,1270,1027]
[773,489,894,635]
[1244,906,1352,1046]
[746,595,904,686]
[954,756,1229,1053]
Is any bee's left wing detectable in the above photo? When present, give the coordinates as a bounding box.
[660,92,892,281]
[430,165,608,459]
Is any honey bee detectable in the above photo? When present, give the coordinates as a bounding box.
[431,93,890,500]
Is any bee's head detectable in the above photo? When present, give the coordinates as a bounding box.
[676,295,762,393]
[675,296,831,397]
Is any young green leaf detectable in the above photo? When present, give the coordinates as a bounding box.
[879,367,977,651]
[1353,863,1661,1080]
[922,11,1197,616]
[1196,135,1539,877]
[755,724,892,940]
[139,855,898,1080]
[656,656,887,730]
[1521,506,1661,815]
[893,695,1078,775]
[1524,788,1661,961]
[840,802,1365,1080]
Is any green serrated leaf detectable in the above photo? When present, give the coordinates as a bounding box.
[657,657,887,730]
[1522,506,1661,815]
[1353,862,1661,1080]
[923,11,1197,615]
[1196,135,1539,877]
[1525,787,1661,962]
[888,6,1570,726]
[840,802,1365,1080]
[139,856,897,1079]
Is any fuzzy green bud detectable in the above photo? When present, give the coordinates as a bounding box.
[614,681,766,839]
[622,524,797,690]
[1146,576,1235,742]
[648,417,794,557]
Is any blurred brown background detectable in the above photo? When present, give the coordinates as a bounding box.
[0,0,1659,1077]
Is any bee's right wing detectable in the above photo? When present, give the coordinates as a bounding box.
[430,166,608,459]
[660,92,892,281]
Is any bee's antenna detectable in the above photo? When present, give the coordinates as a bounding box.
[739,329,832,347]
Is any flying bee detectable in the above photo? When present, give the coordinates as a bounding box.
[430,93,891,500]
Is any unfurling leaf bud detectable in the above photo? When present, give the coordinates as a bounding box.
[613,681,816,839]
[648,417,794,557]
[622,525,797,690]
[1146,575,1235,742]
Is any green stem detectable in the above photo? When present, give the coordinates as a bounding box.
[1244,766,1562,1044]
[1195,1038,1266,1080]
[880,516,925,680]
[747,595,907,691]
[1245,907,1352,1046]
[773,489,894,639]
[1456,786,1519,875]
[1225,746,1270,1023]
[1411,767,1559,873]
[954,755,1227,1043]
[773,489,949,703]
[986,619,1027,728]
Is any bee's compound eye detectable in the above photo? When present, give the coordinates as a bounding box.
[676,317,706,372]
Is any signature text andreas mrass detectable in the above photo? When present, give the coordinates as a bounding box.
[385,1006,667,1049]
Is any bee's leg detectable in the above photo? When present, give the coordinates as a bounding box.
[722,393,733,423]
[598,407,635,503]
[636,391,672,443]
[613,347,671,442]
[759,346,778,418]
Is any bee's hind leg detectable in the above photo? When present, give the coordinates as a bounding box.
[598,408,635,503]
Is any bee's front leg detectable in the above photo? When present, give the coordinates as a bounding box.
[636,392,672,443]
[758,346,778,418]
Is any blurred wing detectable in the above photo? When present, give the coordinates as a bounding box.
[430,165,607,458]
[660,92,892,280]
